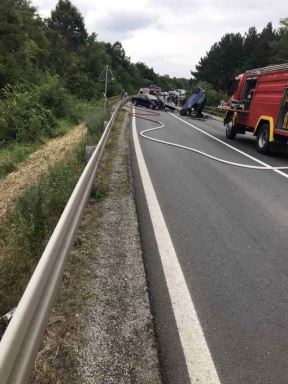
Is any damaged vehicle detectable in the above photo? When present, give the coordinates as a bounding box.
[180,88,206,117]
[132,94,165,110]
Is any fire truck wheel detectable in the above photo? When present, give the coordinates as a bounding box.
[256,124,270,154]
[225,121,237,140]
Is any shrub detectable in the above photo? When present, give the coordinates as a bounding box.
[0,85,57,143]
[194,81,226,106]
[36,75,70,119]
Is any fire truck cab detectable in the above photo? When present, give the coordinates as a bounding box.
[223,63,288,154]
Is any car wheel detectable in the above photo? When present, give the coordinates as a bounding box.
[225,120,237,140]
[256,123,270,154]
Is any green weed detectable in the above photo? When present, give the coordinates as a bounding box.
[0,151,84,318]
[0,142,38,179]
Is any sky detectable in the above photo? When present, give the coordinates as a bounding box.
[32,0,288,79]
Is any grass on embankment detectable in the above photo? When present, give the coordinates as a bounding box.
[0,100,110,328]
[0,142,38,179]
[0,98,104,180]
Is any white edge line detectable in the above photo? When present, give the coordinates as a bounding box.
[169,112,288,179]
[132,108,221,384]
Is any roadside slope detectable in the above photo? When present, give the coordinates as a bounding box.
[0,123,86,217]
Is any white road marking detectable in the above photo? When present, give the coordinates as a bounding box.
[170,112,288,179]
[132,109,221,384]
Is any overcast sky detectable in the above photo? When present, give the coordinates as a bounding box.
[32,0,287,78]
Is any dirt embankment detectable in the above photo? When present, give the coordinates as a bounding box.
[0,124,86,218]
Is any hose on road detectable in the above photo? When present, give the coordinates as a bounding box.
[128,105,288,171]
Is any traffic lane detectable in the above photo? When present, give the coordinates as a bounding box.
[174,113,288,172]
[140,109,288,174]
[140,109,288,192]
[134,111,288,384]
[139,111,257,167]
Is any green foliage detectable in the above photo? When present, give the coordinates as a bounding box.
[36,75,70,118]
[85,100,110,143]
[193,23,278,91]
[0,0,50,88]
[47,0,87,51]
[0,85,57,142]
[271,18,288,63]
[193,33,245,90]
[194,82,226,106]
[0,149,84,315]
[0,142,37,178]
[0,76,86,144]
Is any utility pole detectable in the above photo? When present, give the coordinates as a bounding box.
[104,65,108,113]
[98,65,115,113]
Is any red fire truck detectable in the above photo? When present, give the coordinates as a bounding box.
[223,63,288,154]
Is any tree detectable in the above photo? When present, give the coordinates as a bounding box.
[192,33,244,90]
[106,41,130,71]
[47,0,87,51]
[253,22,277,67]
[192,23,279,91]
[271,18,288,63]
[0,0,49,88]
[240,27,259,71]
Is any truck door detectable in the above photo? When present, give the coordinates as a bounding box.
[242,78,258,111]
[277,89,288,130]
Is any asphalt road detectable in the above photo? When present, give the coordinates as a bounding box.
[130,107,288,384]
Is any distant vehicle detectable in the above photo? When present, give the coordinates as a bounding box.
[139,85,162,96]
[222,63,288,154]
[132,94,165,110]
[177,89,187,103]
[180,88,206,117]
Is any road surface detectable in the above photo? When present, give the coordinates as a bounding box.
[130,106,288,384]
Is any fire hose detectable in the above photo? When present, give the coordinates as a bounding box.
[128,106,288,171]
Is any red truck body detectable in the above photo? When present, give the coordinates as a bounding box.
[223,63,288,154]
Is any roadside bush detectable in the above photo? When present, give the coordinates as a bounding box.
[195,81,226,106]
[36,75,84,124]
[37,75,70,119]
[0,85,57,143]
[85,100,110,141]
[0,76,90,145]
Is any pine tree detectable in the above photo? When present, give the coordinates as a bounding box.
[271,18,288,63]
[47,0,87,51]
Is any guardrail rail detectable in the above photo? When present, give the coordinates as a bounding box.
[203,106,225,120]
[0,98,128,384]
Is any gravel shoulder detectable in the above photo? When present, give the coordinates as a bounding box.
[31,109,162,383]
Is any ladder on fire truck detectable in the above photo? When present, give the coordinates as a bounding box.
[246,63,288,75]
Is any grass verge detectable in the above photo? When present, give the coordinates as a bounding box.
[0,142,39,179]
[0,98,109,180]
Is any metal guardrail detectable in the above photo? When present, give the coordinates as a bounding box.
[204,106,225,118]
[0,98,129,384]
[203,106,225,122]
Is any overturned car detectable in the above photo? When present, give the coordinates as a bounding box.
[180,88,206,117]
